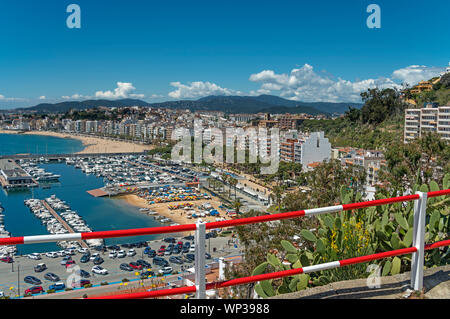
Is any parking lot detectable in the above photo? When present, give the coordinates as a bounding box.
[0,234,240,297]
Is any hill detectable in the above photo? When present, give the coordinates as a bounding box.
[14,95,362,115]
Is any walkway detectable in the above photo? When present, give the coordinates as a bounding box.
[41,200,89,249]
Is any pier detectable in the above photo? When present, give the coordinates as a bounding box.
[41,200,89,249]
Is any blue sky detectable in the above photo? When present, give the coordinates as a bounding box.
[0,0,449,108]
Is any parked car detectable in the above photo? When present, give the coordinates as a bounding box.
[0,256,13,263]
[64,249,76,256]
[127,249,136,257]
[139,241,148,247]
[48,282,65,291]
[65,260,76,268]
[80,254,90,263]
[169,256,183,264]
[120,263,133,271]
[89,253,99,261]
[45,252,58,258]
[56,250,66,257]
[93,256,104,265]
[76,269,90,278]
[189,244,196,252]
[25,286,43,295]
[141,270,155,278]
[28,253,41,260]
[108,251,117,258]
[185,254,195,262]
[92,265,108,275]
[129,262,143,270]
[158,266,173,275]
[108,245,120,251]
[72,279,90,288]
[205,252,212,259]
[61,256,72,266]
[153,257,169,267]
[163,237,175,243]
[34,263,47,273]
[77,248,89,254]
[24,276,41,285]
[44,272,60,282]
[136,259,151,268]
[147,250,156,258]
[164,249,172,256]
[117,250,126,258]
[157,248,165,256]
[183,235,194,241]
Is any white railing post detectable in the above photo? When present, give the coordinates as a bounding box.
[195,220,206,299]
[411,191,427,291]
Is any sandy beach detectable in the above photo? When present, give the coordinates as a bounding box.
[0,130,155,154]
[118,193,231,227]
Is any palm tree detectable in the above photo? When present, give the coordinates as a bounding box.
[270,185,284,214]
[233,199,242,215]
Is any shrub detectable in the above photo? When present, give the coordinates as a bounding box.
[46,289,55,294]
[122,278,130,282]
[100,282,109,286]
[83,284,93,288]
[65,288,73,291]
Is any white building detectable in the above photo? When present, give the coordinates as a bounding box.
[404,103,450,142]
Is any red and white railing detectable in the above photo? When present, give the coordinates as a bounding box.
[0,189,449,299]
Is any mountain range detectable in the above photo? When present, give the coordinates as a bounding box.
[14,95,363,115]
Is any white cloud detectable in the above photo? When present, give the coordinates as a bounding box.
[391,65,445,86]
[39,96,46,100]
[0,94,26,102]
[62,94,89,100]
[95,82,143,99]
[168,81,243,99]
[249,64,410,102]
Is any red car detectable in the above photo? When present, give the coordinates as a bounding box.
[72,279,90,288]
[157,248,165,256]
[25,286,43,295]
[65,260,76,268]
[129,262,143,270]
[0,256,13,263]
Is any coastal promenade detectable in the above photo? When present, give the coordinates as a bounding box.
[40,200,89,249]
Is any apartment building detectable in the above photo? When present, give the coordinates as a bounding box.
[404,103,450,142]
[280,131,331,168]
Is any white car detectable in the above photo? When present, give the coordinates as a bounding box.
[158,266,173,275]
[189,244,196,252]
[108,251,117,258]
[89,253,100,261]
[77,248,88,254]
[56,251,66,257]
[92,265,108,275]
[45,252,58,258]
[117,250,126,258]
[64,249,76,256]
[127,249,136,257]
[28,253,41,260]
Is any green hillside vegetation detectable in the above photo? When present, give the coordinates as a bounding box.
[404,73,450,106]
[300,87,405,149]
